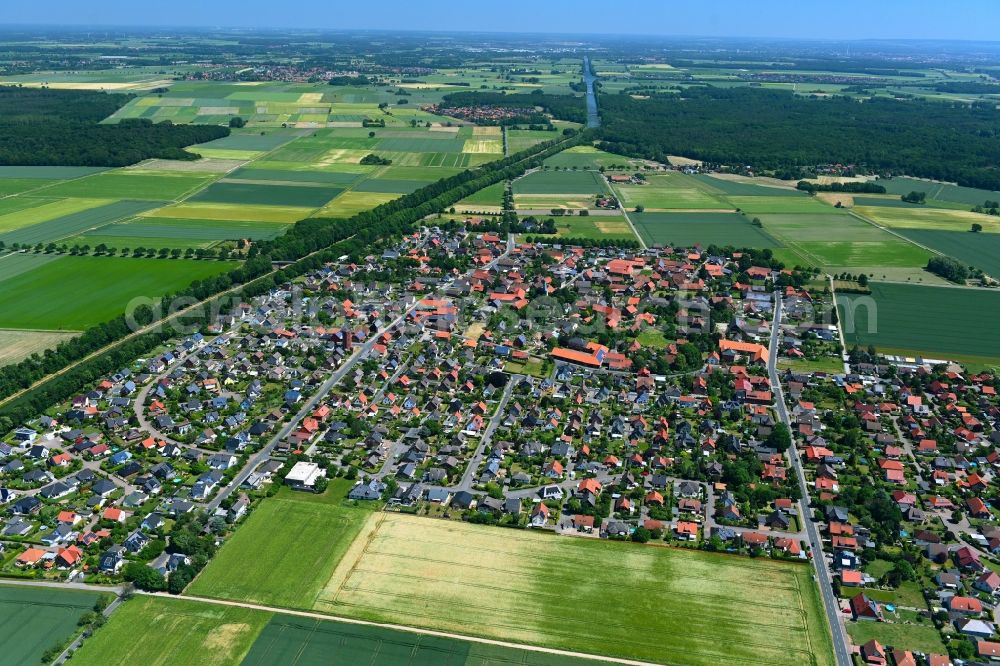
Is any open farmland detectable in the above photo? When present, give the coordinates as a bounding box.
[854,205,1000,233]
[613,172,730,210]
[549,215,637,241]
[188,482,375,608]
[69,596,271,666]
[0,329,79,366]
[543,145,642,169]
[893,228,1000,277]
[877,176,1000,206]
[0,584,102,665]
[313,513,833,666]
[0,200,161,246]
[244,614,610,666]
[632,212,779,248]
[0,255,237,330]
[838,282,1000,369]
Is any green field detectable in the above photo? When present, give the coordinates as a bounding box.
[550,215,637,241]
[0,328,80,366]
[191,181,342,207]
[759,213,932,269]
[726,195,834,215]
[838,282,1000,368]
[313,514,833,666]
[614,173,729,210]
[35,172,217,200]
[457,182,504,208]
[846,620,945,655]
[855,205,1000,233]
[878,176,1000,206]
[514,170,608,195]
[0,255,238,329]
[70,596,271,666]
[0,197,108,233]
[543,146,641,169]
[692,175,805,197]
[188,481,374,608]
[0,200,161,246]
[632,212,779,247]
[244,615,608,666]
[894,228,1000,277]
[0,584,102,665]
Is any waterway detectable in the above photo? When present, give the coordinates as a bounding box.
[582,55,600,128]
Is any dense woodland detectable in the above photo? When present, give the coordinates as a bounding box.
[0,87,228,166]
[591,87,1000,191]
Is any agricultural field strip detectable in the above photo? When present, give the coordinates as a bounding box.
[164,593,657,666]
[846,209,945,258]
[316,515,819,666]
[0,166,110,202]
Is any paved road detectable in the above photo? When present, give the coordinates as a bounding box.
[768,293,851,666]
[450,375,519,492]
[150,592,658,666]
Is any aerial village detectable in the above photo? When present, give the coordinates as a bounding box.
[0,221,998,664]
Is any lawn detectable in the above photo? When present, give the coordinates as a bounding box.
[187,480,375,608]
[846,620,945,654]
[0,255,238,330]
[838,282,1000,368]
[70,596,271,666]
[631,212,780,248]
[313,513,834,666]
[244,614,609,666]
[0,584,102,665]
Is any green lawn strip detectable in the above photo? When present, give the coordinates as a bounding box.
[0,255,238,330]
[0,584,102,665]
[187,480,375,608]
[838,282,1000,363]
[70,595,271,666]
